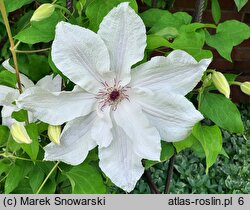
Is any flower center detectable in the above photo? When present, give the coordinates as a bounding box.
[96,80,129,111]
[109,90,120,101]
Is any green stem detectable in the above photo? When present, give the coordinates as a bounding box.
[15,48,51,54]
[36,161,60,194]
[230,81,242,86]
[54,4,72,15]
[0,0,23,94]
[198,87,203,111]
[0,152,43,162]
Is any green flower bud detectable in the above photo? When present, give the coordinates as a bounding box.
[10,123,32,144]
[240,82,250,95]
[212,71,230,98]
[31,4,55,22]
[48,125,61,145]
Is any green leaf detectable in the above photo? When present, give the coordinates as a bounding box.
[4,0,34,13]
[4,161,32,193]
[192,123,222,173]
[205,20,250,61]
[220,147,229,158]
[170,30,213,61]
[173,134,197,153]
[0,159,11,176]
[12,179,33,193]
[14,12,63,44]
[180,23,216,32]
[0,70,17,88]
[29,166,45,193]
[21,123,39,160]
[234,0,248,11]
[144,141,174,169]
[65,163,106,193]
[0,125,9,146]
[146,34,170,49]
[200,92,244,133]
[11,109,28,122]
[19,54,51,81]
[141,9,192,34]
[86,0,138,32]
[211,0,221,24]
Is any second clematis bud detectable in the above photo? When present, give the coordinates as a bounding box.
[30,4,55,22]
[48,125,61,145]
[212,71,230,98]
[10,123,32,144]
[240,82,250,95]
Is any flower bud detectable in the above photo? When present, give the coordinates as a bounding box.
[10,123,32,144]
[240,82,250,95]
[31,4,55,22]
[48,125,61,145]
[212,71,230,98]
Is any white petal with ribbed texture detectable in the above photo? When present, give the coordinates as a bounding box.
[36,74,61,92]
[134,89,203,142]
[131,50,212,95]
[0,85,19,106]
[98,2,146,85]
[17,87,96,125]
[99,124,144,192]
[91,107,113,148]
[1,105,18,127]
[44,113,97,165]
[52,21,111,93]
[113,99,161,160]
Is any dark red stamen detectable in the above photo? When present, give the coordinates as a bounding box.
[110,90,120,101]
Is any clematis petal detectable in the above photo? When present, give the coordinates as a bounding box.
[1,105,19,127]
[0,85,19,106]
[17,87,96,125]
[134,89,203,142]
[44,113,97,165]
[52,21,111,93]
[131,50,212,95]
[91,107,113,148]
[98,2,146,85]
[113,99,161,161]
[2,59,34,88]
[36,74,61,92]
[99,124,144,192]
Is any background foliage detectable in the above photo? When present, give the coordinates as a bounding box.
[0,0,249,194]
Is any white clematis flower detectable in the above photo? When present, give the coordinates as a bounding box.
[17,3,212,192]
[0,59,61,127]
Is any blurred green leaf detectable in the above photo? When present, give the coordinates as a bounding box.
[4,160,32,193]
[192,123,222,173]
[14,12,63,44]
[205,20,250,61]
[86,0,138,32]
[141,9,191,34]
[200,92,244,133]
[11,109,28,122]
[144,141,174,169]
[0,125,9,146]
[174,134,197,153]
[146,34,170,49]
[4,0,33,13]
[211,0,221,24]
[21,123,39,160]
[0,71,16,88]
[29,166,45,193]
[169,30,213,61]
[65,163,106,193]
[19,54,51,82]
[234,0,248,11]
